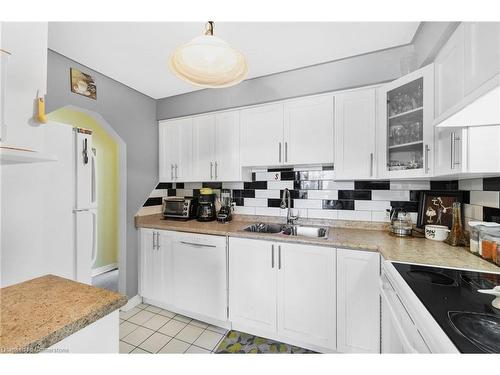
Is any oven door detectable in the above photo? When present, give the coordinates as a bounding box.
[163,199,186,217]
[380,271,431,354]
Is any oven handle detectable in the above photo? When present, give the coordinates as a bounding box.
[380,276,419,354]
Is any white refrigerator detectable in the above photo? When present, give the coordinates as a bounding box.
[43,122,98,284]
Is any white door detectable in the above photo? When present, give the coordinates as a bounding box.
[215,111,241,181]
[172,234,227,321]
[240,103,284,167]
[434,23,465,119]
[229,237,277,335]
[192,114,216,181]
[284,95,334,165]
[378,64,435,179]
[336,248,380,353]
[468,125,500,173]
[434,127,467,176]
[74,210,94,285]
[334,89,376,179]
[277,242,336,351]
[464,22,500,95]
[159,121,179,182]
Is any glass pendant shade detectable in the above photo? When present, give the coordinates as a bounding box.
[169,23,248,88]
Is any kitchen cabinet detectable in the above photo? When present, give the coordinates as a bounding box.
[240,103,284,167]
[277,242,336,350]
[336,248,380,353]
[434,23,465,119]
[283,95,334,165]
[464,22,500,96]
[334,88,377,179]
[139,229,173,304]
[172,233,227,322]
[467,125,500,173]
[192,111,242,181]
[433,127,467,176]
[378,64,435,178]
[159,118,193,182]
[229,237,336,352]
[240,95,334,168]
[228,237,277,335]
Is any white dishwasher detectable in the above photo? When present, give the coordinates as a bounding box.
[171,232,228,324]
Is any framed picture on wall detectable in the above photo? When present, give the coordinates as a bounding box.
[70,68,97,100]
[417,191,465,229]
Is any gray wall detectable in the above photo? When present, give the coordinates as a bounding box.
[46,50,157,298]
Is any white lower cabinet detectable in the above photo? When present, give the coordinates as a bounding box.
[336,248,380,353]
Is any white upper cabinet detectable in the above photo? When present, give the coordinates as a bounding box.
[214,111,241,181]
[192,114,216,181]
[435,24,465,119]
[434,127,467,176]
[240,103,284,167]
[283,95,334,165]
[277,242,336,351]
[159,118,193,182]
[467,125,500,173]
[464,22,500,96]
[334,88,377,180]
[378,64,435,179]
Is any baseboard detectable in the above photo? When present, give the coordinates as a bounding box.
[120,295,142,311]
[91,263,118,277]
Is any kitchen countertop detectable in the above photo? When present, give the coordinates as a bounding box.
[136,214,500,273]
[0,275,127,353]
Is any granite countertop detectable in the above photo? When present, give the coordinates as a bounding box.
[0,275,127,353]
[136,214,500,273]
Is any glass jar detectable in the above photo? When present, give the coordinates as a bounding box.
[469,221,488,254]
[479,227,500,262]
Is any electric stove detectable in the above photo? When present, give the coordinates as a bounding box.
[392,262,500,353]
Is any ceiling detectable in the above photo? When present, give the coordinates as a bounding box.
[48,22,420,99]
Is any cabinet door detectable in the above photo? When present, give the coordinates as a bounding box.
[378,64,435,178]
[159,122,177,182]
[468,125,500,173]
[240,103,284,167]
[381,290,405,353]
[215,111,241,181]
[435,24,465,118]
[277,242,336,351]
[229,237,277,335]
[139,229,156,300]
[192,114,216,181]
[336,248,380,353]
[284,95,334,165]
[176,118,193,181]
[464,22,500,96]
[172,233,227,321]
[434,127,467,176]
[157,230,174,305]
[334,89,376,179]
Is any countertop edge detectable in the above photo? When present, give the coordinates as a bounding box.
[8,295,127,354]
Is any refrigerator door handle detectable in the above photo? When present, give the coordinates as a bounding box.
[83,138,89,165]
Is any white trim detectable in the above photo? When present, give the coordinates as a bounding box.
[91,263,118,277]
[120,295,142,312]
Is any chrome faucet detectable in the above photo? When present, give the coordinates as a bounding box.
[280,188,298,225]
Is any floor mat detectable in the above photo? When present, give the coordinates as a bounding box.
[214,330,316,353]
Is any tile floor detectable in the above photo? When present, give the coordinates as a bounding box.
[119,303,228,354]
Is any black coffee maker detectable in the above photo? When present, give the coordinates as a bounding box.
[197,191,216,222]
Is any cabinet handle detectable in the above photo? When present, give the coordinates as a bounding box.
[152,232,157,250]
[210,162,213,179]
[180,241,217,248]
[214,161,218,180]
[170,164,174,180]
[285,142,288,163]
[175,164,178,179]
[453,133,461,168]
[450,132,455,170]
[156,232,161,250]
[370,153,374,177]
[271,244,275,268]
[278,245,282,270]
[424,144,430,174]
[278,142,282,163]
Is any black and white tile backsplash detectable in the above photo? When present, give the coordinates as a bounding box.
[141,168,500,225]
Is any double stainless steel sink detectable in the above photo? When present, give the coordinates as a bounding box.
[243,222,329,239]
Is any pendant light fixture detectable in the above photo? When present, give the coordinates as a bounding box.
[169,21,248,88]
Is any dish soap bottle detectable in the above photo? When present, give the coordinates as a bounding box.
[445,202,467,246]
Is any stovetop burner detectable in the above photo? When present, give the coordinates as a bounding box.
[393,263,500,353]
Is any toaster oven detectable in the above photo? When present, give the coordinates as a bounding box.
[162,197,198,220]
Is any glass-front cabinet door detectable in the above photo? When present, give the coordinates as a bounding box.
[378,64,435,178]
